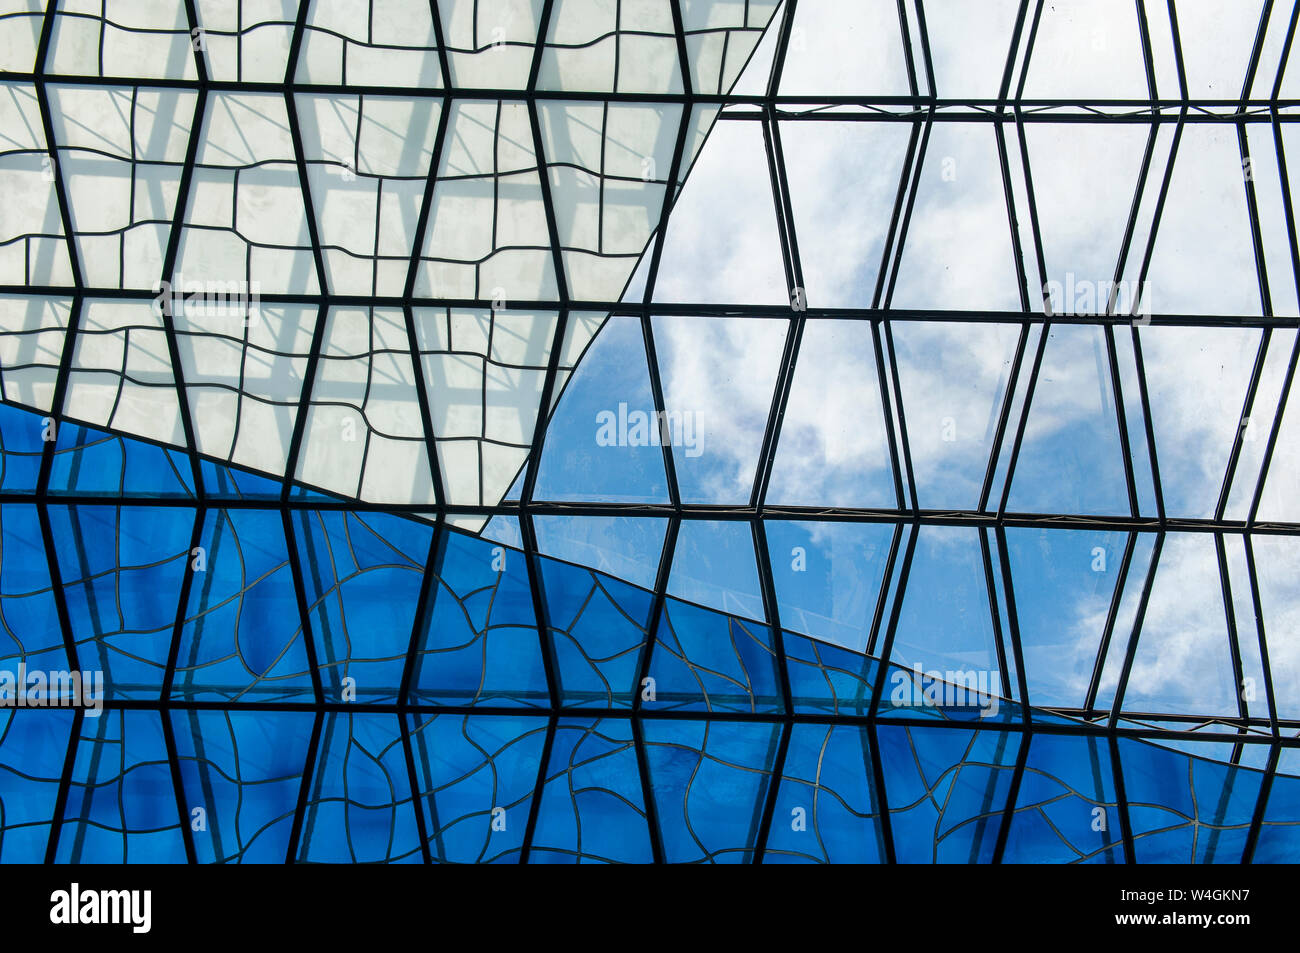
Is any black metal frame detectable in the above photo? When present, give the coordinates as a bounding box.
[3,0,1299,863]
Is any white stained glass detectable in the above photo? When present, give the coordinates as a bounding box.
[415,99,557,301]
[63,298,183,446]
[296,94,442,296]
[175,303,316,475]
[175,92,321,295]
[47,0,198,80]
[295,306,437,505]
[415,307,558,507]
[48,85,197,290]
[0,84,75,286]
[0,295,72,411]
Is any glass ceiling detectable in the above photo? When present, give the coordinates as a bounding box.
[0,0,1299,864]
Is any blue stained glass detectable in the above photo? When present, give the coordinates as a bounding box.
[409,713,547,864]
[529,718,653,863]
[0,403,45,493]
[174,508,314,703]
[49,422,194,498]
[172,709,315,863]
[540,559,652,708]
[295,510,431,704]
[50,504,193,699]
[763,724,886,864]
[1253,769,1300,863]
[642,718,779,863]
[878,725,1020,863]
[411,530,546,708]
[1118,737,1260,864]
[0,504,64,675]
[646,597,782,713]
[56,709,188,863]
[0,708,75,861]
[199,460,285,500]
[1002,733,1124,864]
[784,631,876,716]
[296,712,421,864]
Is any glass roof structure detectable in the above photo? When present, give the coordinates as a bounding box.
[0,0,1299,864]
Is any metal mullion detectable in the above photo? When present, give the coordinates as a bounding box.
[400,91,454,506]
[979,106,1048,512]
[879,320,919,514]
[996,0,1032,107]
[1107,733,1136,864]
[911,0,936,98]
[1213,532,1250,763]
[1270,0,1300,101]
[871,320,907,510]
[980,528,1013,703]
[1242,743,1279,862]
[872,119,924,310]
[990,727,1030,863]
[750,113,805,509]
[865,522,905,659]
[1012,0,1045,103]
[1241,533,1280,736]
[518,713,557,864]
[1136,0,1159,101]
[1106,530,1165,729]
[764,0,799,99]
[398,710,432,863]
[35,296,83,495]
[161,504,206,704]
[866,719,896,863]
[426,1,452,88]
[749,513,796,864]
[526,0,556,93]
[1126,320,1166,520]
[284,709,323,863]
[668,0,692,94]
[1241,0,1276,105]
[43,706,84,864]
[994,315,1050,517]
[1213,17,1280,520]
[748,518,794,864]
[160,700,198,863]
[628,513,680,864]
[279,507,324,706]
[868,521,919,713]
[638,90,693,306]
[34,5,82,286]
[1218,330,1273,522]
[638,315,680,507]
[1084,531,1137,713]
[993,525,1031,716]
[881,108,934,309]
[1249,328,1299,525]
[526,96,569,308]
[150,83,209,497]
[396,523,444,865]
[280,303,329,502]
[11,286,1300,324]
[750,719,791,864]
[1165,0,1188,102]
[1247,112,1300,524]
[518,509,561,711]
[519,309,569,503]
